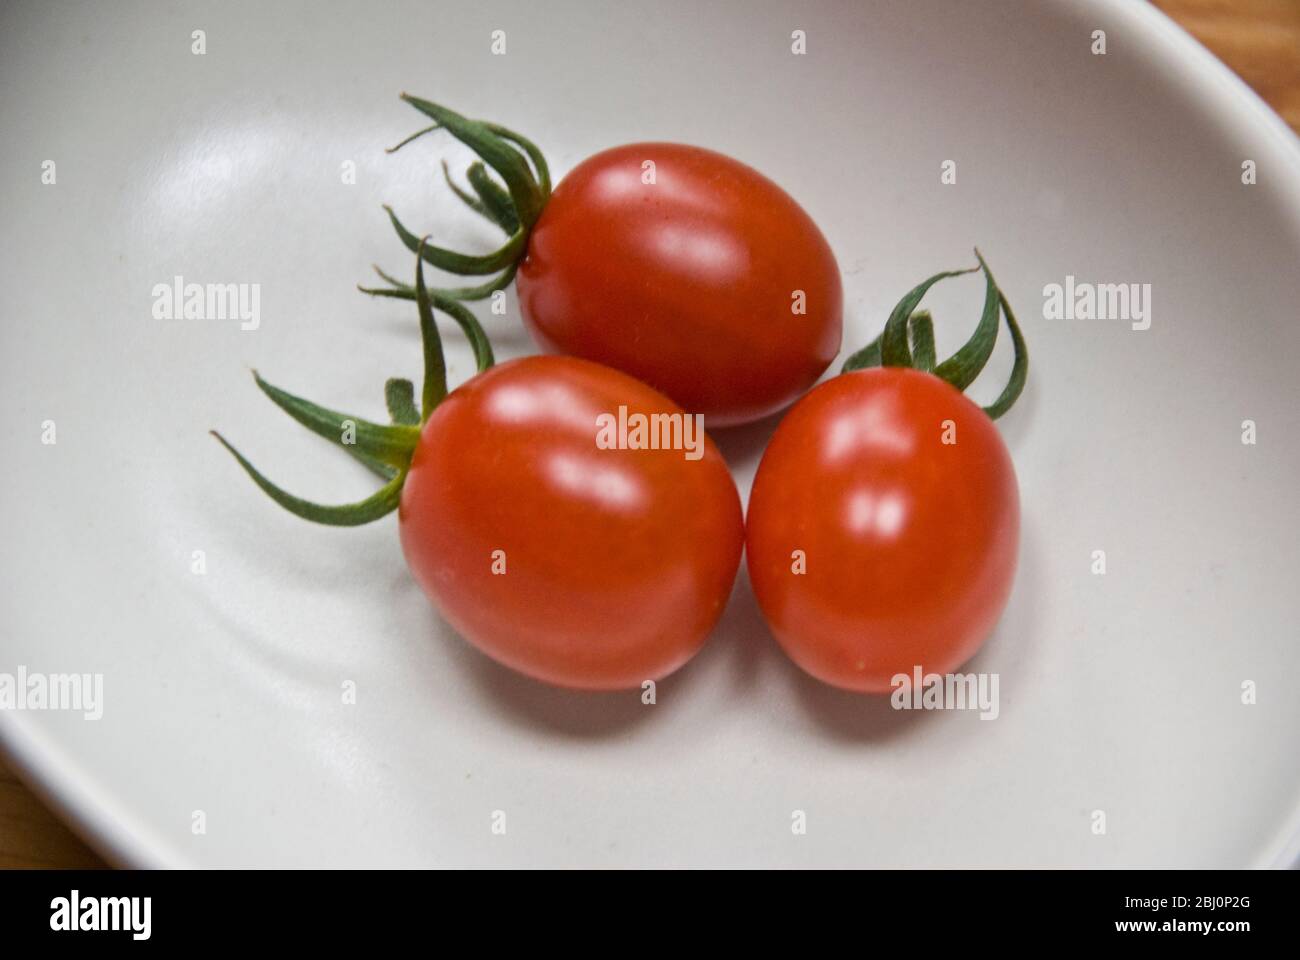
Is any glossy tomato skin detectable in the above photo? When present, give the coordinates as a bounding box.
[745,368,1019,693]
[399,355,744,690]
[516,143,842,427]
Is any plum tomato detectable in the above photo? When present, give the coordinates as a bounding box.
[516,143,843,426]
[400,355,745,689]
[217,243,744,691]
[745,255,1029,693]
[746,368,1019,693]
[366,97,843,427]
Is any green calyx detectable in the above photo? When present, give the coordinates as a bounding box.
[213,239,492,526]
[359,94,551,305]
[841,250,1028,420]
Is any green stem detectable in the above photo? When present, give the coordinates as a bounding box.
[384,377,421,426]
[932,251,999,390]
[214,242,497,527]
[361,262,516,304]
[440,159,492,221]
[909,311,937,372]
[372,96,549,307]
[433,295,495,373]
[213,431,405,526]
[880,269,979,368]
[399,94,545,228]
[466,162,521,234]
[253,371,420,469]
[384,205,525,276]
[414,237,448,418]
[484,121,551,197]
[386,123,440,154]
[438,160,522,236]
[981,291,1028,420]
[360,267,498,372]
[841,252,1028,420]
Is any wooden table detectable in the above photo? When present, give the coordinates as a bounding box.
[2,0,1298,871]
[0,762,105,868]
[1157,0,1300,132]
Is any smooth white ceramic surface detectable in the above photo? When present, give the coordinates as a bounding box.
[1,0,1298,868]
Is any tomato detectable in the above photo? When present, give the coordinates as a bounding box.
[745,367,1019,693]
[224,228,748,691]
[399,355,745,689]
[373,101,844,425]
[513,143,842,426]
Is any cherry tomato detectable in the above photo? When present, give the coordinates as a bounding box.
[745,367,1019,693]
[399,355,744,690]
[516,143,842,426]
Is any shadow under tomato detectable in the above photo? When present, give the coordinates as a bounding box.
[706,406,789,470]
[790,673,940,742]
[452,636,657,741]
[624,561,776,715]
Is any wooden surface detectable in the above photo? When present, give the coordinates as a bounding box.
[2,0,1298,872]
[0,762,104,868]
[1153,0,1300,132]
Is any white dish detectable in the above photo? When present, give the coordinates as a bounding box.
[2,0,1298,867]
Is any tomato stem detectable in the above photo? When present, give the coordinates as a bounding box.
[384,378,421,426]
[359,265,503,369]
[364,95,551,307]
[439,158,494,224]
[386,123,440,154]
[909,310,937,372]
[932,253,1000,389]
[210,431,407,526]
[841,251,1029,420]
[414,236,448,417]
[981,290,1028,420]
[383,204,526,275]
[439,159,521,235]
[252,370,420,470]
[399,94,547,227]
[360,262,517,307]
[482,121,551,196]
[879,268,979,369]
[213,244,491,526]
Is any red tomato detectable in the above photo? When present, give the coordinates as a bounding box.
[516,143,842,427]
[745,368,1019,693]
[399,355,744,690]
